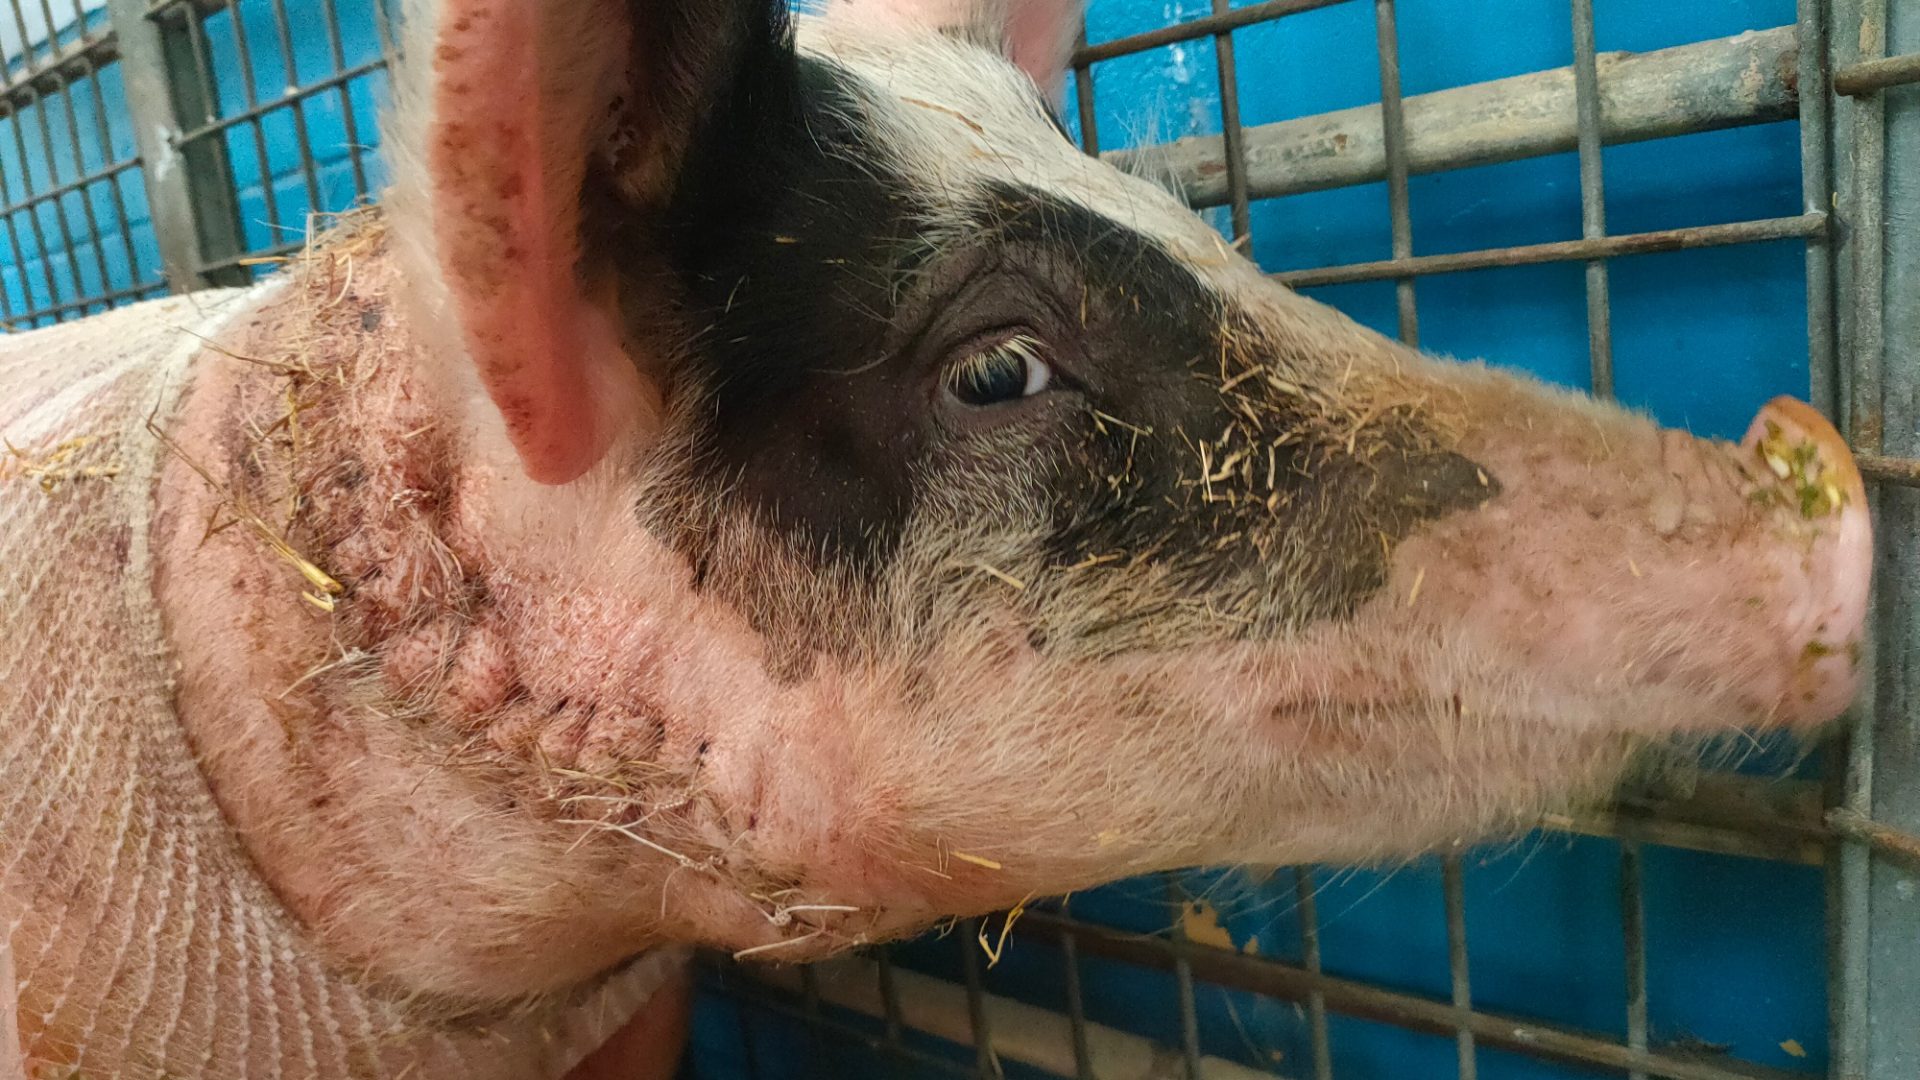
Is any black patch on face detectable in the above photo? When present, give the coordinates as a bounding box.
[646,44,1493,646]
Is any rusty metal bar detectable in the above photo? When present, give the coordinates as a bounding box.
[1801,0,1839,417]
[1056,908,1095,1080]
[957,917,996,1077]
[1274,213,1825,288]
[1859,451,1920,486]
[1834,49,1920,95]
[1827,808,1920,866]
[1209,0,1251,243]
[1071,26,1098,157]
[1165,877,1205,1080]
[1374,0,1417,345]
[1442,855,1477,1080]
[1295,868,1334,1080]
[1116,26,1800,212]
[1570,0,1614,398]
[1013,911,1811,1080]
[1075,0,1352,65]
[1621,842,1650,1080]
[873,949,906,1047]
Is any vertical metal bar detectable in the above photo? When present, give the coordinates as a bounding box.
[958,918,999,1078]
[0,110,59,315]
[1798,0,1838,417]
[1374,0,1418,345]
[1442,855,1477,1080]
[368,0,400,65]
[314,0,368,198]
[1209,0,1251,243]
[107,0,240,290]
[263,0,323,212]
[1072,24,1099,157]
[221,0,289,238]
[1863,1,1920,1075]
[874,950,906,1049]
[80,59,143,292]
[1295,868,1334,1080]
[1058,920,1096,1080]
[1571,0,1615,398]
[1620,843,1650,1080]
[168,3,249,281]
[1845,2,1885,455]
[4,88,69,315]
[51,71,113,301]
[1166,878,1205,1080]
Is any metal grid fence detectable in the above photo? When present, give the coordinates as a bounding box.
[0,0,1913,1077]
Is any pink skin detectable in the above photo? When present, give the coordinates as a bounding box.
[152,249,1871,1019]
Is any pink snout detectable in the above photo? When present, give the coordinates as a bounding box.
[1383,392,1874,735]
[1736,396,1874,725]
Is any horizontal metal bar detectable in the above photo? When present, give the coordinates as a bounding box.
[702,964,977,1078]
[1014,911,1809,1080]
[1075,0,1352,65]
[1833,50,1920,95]
[0,30,120,124]
[173,54,388,149]
[1,280,165,328]
[1272,213,1825,287]
[1114,26,1799,211]
[1546,772,1828,866]
[747,953,1277,1080]
[1859,451,1920,486]
[197,235,300,273]
[0,157,140,220]
[1826,808,1920,865]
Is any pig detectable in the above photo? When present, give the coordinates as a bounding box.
[0,0,1874,1076]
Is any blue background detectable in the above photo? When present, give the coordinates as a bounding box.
[0,1,1827,1077]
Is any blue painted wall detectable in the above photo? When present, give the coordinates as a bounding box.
[1,1,1828,1076]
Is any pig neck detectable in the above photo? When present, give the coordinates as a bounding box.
[156,226,923,1003]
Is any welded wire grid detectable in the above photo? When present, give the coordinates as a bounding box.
[0,0,162,326]
[714,2,1920,1079]
[0,0,392,325]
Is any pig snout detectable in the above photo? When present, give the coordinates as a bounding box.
[1383,388,1871,736]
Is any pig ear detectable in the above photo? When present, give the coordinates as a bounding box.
[834,0,1085,100]
[419,0,782,484]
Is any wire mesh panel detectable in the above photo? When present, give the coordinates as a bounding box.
[143,0,394,277]
[0,0,163,326]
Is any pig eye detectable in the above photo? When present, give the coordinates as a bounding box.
[944,333,1053,407]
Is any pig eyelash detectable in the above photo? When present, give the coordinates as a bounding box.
[943,331,1054,406]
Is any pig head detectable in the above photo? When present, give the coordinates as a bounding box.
[2,0,1871,1076]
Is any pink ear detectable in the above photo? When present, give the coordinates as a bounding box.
[834,0,1085,99]
[1001,0,1084,98]
[427,0,656,485]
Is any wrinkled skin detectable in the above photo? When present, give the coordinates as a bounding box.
[4,0,1871,1076]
